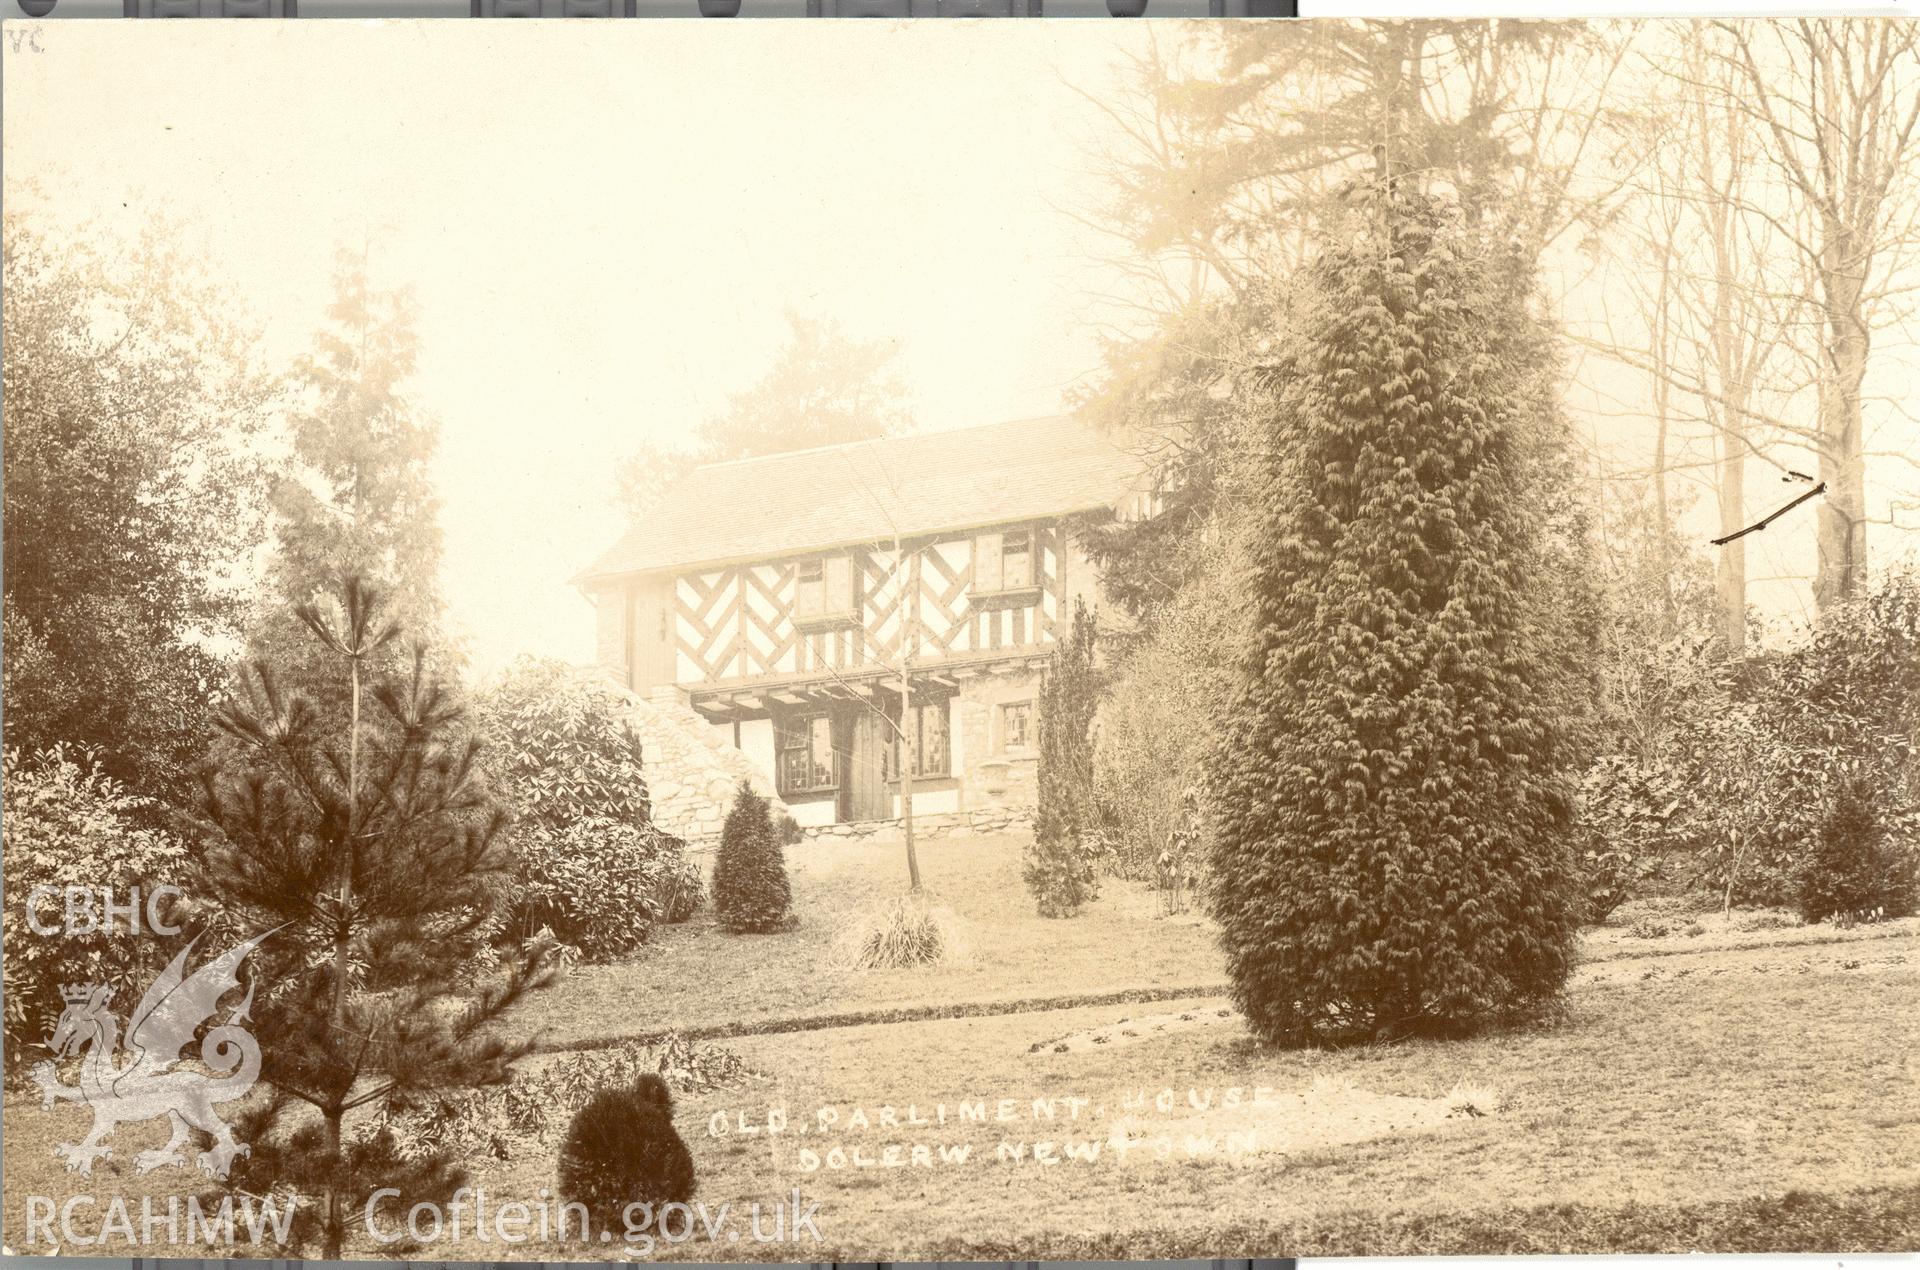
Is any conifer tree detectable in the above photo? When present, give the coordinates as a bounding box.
[712,781,792,933]
[1208,187,1584,1046]
[1024,603,1103,917]
[196,577,550,1256]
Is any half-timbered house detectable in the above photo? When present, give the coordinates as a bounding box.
[573,415,1149,830]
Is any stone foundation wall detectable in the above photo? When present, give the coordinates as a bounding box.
[581,668,781,849]
[801,804,1035,843]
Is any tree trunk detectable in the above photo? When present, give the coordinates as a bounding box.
[1815,225,1870,611]
[1714,449,1748,653]
[896,533,921,893]
[333,653,359,1027]
[1700,80,1750,656]
[322,1107,345,1258]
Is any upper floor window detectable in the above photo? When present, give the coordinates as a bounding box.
[972,528,1040,602]
[794,554,858,628]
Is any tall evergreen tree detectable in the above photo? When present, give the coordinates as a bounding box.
[1208,188,1585,1046]
[253,246,446,701]
[197,578,549,1257]
[1075,22,1627,635]
[1024,603,1104,917]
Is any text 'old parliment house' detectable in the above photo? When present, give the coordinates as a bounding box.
[573,416,1149,842]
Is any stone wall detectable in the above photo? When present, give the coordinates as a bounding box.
[801,804,1035,843]
[953,667,1042,811]
[581,668,781,849]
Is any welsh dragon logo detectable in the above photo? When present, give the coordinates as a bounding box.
[32,929,276,1179]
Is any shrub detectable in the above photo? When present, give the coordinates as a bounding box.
[378,1034,760,1163]
[2,746,190,1065]
[1577,568,1920,911]
[773,809,805,847]
[1798,776,1916,925]
[712,782,791,933]
[510,819,687,960]
[555,1073,695,1229]
[477,658,699,955]
[1024,603,1104,917]
[1094,653,1206,884]
[1577,842,1638,925]
[1208,192,1585,1047]
[477,657,655,828]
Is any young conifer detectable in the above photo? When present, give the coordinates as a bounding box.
[196,577,551,1256]
[1024,602,1103,917]
[712,781,793,933]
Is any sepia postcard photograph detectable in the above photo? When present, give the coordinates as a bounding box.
[2,15,1917,1261]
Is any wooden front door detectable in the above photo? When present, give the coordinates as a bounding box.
[844,708,892,823]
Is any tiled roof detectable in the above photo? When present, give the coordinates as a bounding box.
[574,415,1148,584]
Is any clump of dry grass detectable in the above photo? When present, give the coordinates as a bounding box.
[1445,1081,1502,1118]
[829,890,970,970]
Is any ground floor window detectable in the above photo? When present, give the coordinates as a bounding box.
[778,714,836,793]
[889,701,950,779]
[1000,699,1033,751]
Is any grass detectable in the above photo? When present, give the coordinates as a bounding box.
[7,936,1914,1259]
[510,833,1222,1050]
[516,833,1916,1053]
[8,834,1913,1259]
[945,1185,1920,1257]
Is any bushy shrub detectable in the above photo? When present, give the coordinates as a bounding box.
[1576,843,1638,925]
[1797,776,1916,924]
[773,809,805,847]
[511,819,689,960]
[712,782,791,933]
[2,746,190,1064]
[1208,193,1586,1046]
[1578,569,1920,911]
[377,1034,759,1163]
[1094,617,1221,882]
[555,1074,695,1229]
[477,657,655,828]
[1025,603,1104,917]
[1091,500,1256,886]
[477,658,698,957]
[1575,751,1686,920]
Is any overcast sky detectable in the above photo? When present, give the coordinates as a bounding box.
[5,20,1147,672]
[7,20,1917,674]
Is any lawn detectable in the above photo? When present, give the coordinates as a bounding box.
[448,938,1920,1259]
[510,833,1224,1051]
[5,931,1915,1259]
[513,832,1919,1052]
[8,834,1915,1259]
